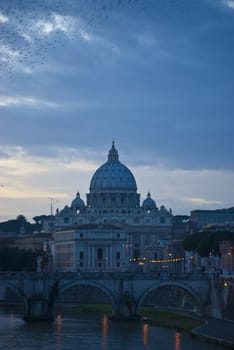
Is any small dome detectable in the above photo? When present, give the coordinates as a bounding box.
[60,205,71,215]
[142,192,156,209]
[89,142,137,193]
[71,192,85,210]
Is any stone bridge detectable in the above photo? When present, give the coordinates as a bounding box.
[0,272,231,321]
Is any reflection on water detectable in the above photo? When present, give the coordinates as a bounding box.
[0,309,221,350]
[142,323,149,347]
[174,332,181,350]
[8,312,16,350]
[56,313,62,350]
[102,314,108,350]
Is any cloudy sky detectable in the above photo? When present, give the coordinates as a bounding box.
[0,0,234,221]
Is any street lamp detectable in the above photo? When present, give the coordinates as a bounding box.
[227,249,233,273]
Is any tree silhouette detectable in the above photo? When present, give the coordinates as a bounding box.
[183,231,234,257]
[0,246,40,271]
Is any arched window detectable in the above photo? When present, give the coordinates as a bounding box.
[97,248,103,260]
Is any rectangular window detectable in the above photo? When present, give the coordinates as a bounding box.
[116,252,120,260]
[80,251,84,260]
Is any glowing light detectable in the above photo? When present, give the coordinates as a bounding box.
[102,314,108,350]
[174,332,181,350]
[149,257,184,263]
[142,323,149,347]
[56,313,62,350]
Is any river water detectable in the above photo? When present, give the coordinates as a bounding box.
[0,310,222,350]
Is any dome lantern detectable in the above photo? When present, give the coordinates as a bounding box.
[108,141,119,162]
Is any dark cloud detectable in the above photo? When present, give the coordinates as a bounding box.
[0,0,233,169]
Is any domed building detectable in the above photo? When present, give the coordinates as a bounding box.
[53,142,173,272]
[142,192,157,211]
[71,192,85,213]
[87,142,139,209]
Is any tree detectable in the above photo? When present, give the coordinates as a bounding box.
[183,233,201,252]
[0,215,42,235]
[16,215,27,224]
[33,215,48,225]
[0,246,40,271]
[183,231,234,257]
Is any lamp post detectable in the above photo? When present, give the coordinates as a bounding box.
[227,249,233,274]
[168,253,172,273]
[190,255,194,272]
[123,242,132,271]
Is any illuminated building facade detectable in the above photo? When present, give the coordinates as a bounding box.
[53,142,174,272]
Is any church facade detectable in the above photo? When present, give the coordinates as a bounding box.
[53,142,173,272]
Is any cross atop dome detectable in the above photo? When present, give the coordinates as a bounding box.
[108,141,119,162]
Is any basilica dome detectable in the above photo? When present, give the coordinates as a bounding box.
[142,192,157,209]
[71,192,85,210]
[89,142,137,193]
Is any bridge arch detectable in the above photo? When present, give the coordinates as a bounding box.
[58,280,119,313]
[4,281,28,306]
[136,281,205,316]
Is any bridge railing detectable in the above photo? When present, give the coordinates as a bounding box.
[0,271,211,281]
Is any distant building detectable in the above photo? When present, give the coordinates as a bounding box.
[0,232,52,252]
[190,208,234,230]
[52,142,174,272]
[14,232,52,252]
[219,241,234,274]
[172,215,189,239]
[0,235,16,248]
[53,224,126,272]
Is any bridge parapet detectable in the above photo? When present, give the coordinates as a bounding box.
[0,271,211,281]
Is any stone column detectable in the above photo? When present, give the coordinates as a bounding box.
[105,245,109,271]
[109,244,113,271]
[87,245,91,271]
[92,245,96,271]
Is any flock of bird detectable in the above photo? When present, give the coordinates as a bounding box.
[0,0,188,85]
[0,0,144,82]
